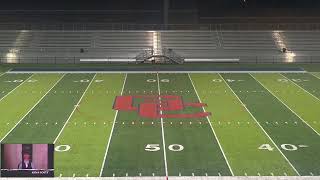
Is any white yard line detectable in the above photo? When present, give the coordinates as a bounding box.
[0,72,6,77]
[279,73,320,102]
[310,72,320,80]
[0,74,34,102]
[99,73,127,177]
[219,73,300,176]
[188,73,234,176]
[0,74,66,142]
[156,73,169,177]
[54,73,97,143]
[250,73,320,137]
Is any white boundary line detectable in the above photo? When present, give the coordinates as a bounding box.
[250,73,320,137]
[156,73,169,177]
[310,72,320,80]
[0,74,34,102]
[7,70,306,74]
[188,73,234,176]
[99,73,127,177]
[280,73,320,102]
[218,73,300,176]
[0,73,66,142]
[54,73,97,143]
[0,72,6,77]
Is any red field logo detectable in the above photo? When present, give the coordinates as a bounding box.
[113,95,211,119]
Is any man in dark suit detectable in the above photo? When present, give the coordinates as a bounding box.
[18,151,34,169]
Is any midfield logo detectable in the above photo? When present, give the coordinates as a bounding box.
[113,95,211,119]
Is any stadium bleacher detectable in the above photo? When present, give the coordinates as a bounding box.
[0,29,320,63]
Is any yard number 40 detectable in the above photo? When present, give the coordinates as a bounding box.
[145,144,184,152]
[259,144,305,151]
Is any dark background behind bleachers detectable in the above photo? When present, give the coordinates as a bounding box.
[1,0,320,24]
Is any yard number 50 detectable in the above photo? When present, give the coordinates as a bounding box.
[145,144,184,152]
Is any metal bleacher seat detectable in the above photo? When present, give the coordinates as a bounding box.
[93,31,153,58]
[220,31,277,50]
[36,31,93,49]
[161,31,218,57]
[0,31,33,50]
[282,31,320,52]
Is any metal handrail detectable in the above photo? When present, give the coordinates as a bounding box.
[1,23,320,31]
[1,55,320,64]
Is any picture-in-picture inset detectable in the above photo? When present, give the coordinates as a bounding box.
[1,144,54,177]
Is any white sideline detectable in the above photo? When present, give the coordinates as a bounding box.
[156,73,168,177]
[219,73,300,176]
[0,176,318,180]
[54,73,97,143]
[80,58,239,62]
[0,72,6,78]
[80,59,136,62]
[188,73,234,176]
[7,70,306,74]
[0,74,34,103]
[310,73,320,80]
[250,74,320,137]
[99,73,127,177]
[280,73,320,102]
[0,74,66,142]
[184,58,239,62]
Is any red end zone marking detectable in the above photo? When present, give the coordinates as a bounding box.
[113,95,211,119]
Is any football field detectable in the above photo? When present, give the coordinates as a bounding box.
[0,71,320,177]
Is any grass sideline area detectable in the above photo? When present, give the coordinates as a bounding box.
[1,63,320,72]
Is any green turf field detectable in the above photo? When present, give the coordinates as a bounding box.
[0,71,320,177]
